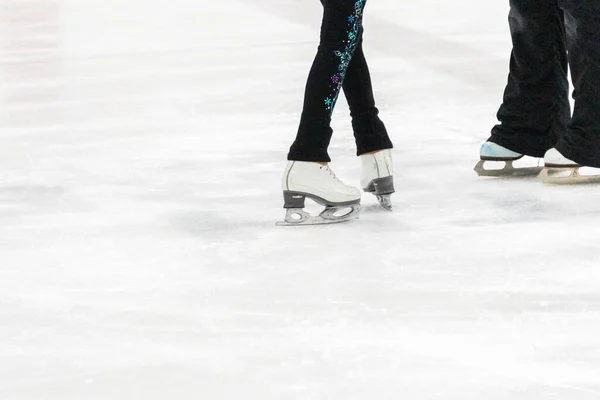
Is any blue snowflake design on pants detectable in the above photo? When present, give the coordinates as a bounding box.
[324,0,366,114]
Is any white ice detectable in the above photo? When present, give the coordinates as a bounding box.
[1,0,600,399]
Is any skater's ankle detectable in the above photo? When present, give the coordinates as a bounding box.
[362,149,386,156]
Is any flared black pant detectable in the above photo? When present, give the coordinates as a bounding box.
[489,0,600,167]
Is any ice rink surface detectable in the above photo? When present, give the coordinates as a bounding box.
[1,0,600,398]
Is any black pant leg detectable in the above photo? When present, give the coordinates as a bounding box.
[342,33,393,156]
[488,0,570,157]
[287,0,367,162]
[555,0,600,167]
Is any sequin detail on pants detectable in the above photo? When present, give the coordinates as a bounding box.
[324,0,365,114]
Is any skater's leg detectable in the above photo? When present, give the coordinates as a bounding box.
[342,33,393,156]
[488,0,570,157]
[554,0,600,167]
[287,0,367,162]
[335,30,394,209]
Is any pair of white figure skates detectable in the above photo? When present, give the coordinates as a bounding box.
[475,142,598,183]
[278,150,394,226]
[278,143,596,226]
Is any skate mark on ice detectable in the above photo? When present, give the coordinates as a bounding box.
[0,185,73,216]
[165,211,273,240]
[0,185,67,202]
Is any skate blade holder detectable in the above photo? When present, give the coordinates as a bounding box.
[276,205,361,226]
[474,157,543,177]
[366,177,394,211]
[277,191,361,226]
[539,166,600,184]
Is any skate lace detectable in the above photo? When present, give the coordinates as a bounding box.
[320,165,341,182]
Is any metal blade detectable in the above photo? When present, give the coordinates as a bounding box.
[474,160,543,177]
[276,205,361,226]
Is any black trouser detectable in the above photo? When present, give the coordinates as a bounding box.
[488,0,600,167]
[287,0,393,162]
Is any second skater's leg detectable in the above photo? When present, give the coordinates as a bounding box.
[477,0,570,177]
[541,0,600,183]
[551,0,600,166]
[489,0,570,156]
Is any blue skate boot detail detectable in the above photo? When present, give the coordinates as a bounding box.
[475,142,542,177]
[479,142,522,161]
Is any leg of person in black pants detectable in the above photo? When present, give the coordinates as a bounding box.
[551,0,600,170]
[476,0,600,183]
[345,31,393,158]
[279,0,394,225]
[490,0,570,158]
[287,1,392,163]
[345,32,395,209]
[475,0,570,177]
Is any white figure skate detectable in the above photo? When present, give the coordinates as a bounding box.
[539,148,600,184]
[277,161,361,226]
[360,149,394,211]
[474,142,543,177]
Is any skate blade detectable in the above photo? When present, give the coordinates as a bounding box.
[276,205,361,226]
[539,166,600,184]
[474,159,542,177]
[376,194,392,211]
